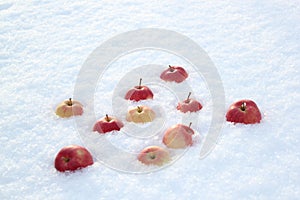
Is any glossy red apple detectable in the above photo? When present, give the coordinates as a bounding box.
[160,65,188,83]
[125,78,154,101]
[126,106,155,123]
[55,98,83,118]
[177,92,202,113]
[226,99,262,124]
[54,145,94,172]
[138,146,170,166]
[93,114,124,134]
[163,123,194,149]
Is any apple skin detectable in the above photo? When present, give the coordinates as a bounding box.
[160,65,188,83]
[93,115,124,134]
[126,106,155,123]
[138,146,170,166]
[177,98,202,113]
[226,99,262,124]
[163,124,194,149]
[54,145,93,172]
[55,98,83,118]
[125,80,154,102]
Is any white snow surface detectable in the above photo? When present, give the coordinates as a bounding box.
[1,0,299,199]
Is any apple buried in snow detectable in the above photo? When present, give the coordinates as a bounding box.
[125,78,154,101]
[138,146,170,166]
[126,106,155,123]
[163,123,194,149]
[160,65,188,83]
[93,114,124,134]
[54,145,93,172]
[177,92,202,113]
[226,99,262,124]
[55,98,83,118]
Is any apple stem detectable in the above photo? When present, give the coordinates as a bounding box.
[189,122,192,128]
[241,102,246,111]
[67,98,72,106]
[63,157,70,162]
[137,106,142,113]
[187,92,192,101]
[169,65,174,72]
[105,114,110,122]
[138,78,142,88]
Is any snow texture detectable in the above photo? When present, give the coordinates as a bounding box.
[1,0,299,199]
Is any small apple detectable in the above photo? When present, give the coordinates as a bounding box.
[93,114,124,134]
[177,92,202,113]
[125,78,154,101]
[138,146,170,166]
[126,106,155,123]
[55,98,83,118]
[160,65,188,83]
[163,123,194,149]
[226,99,262,124]
[54,145,94,172]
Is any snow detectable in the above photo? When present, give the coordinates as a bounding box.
[1,0,299,199]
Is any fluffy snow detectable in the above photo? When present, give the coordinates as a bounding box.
[1,0,299,199]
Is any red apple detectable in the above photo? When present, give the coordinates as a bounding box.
[55,98,83,118]
[226,99,262,124]
[125,78,154,101]
[126,106,156,123]
[54,145,93,172]
[160,65,188,83]
[177,92,202,113]
[163,123,194,149]
[93,114,124,134]
[138,146,170,166]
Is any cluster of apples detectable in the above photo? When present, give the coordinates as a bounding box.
[53,98,93,172]
[93,78,155,134]
[53,65,262,172]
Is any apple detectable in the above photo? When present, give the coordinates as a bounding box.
[93,114,124,134]
[125,78,154,101]
[163,123,194,149]
[55,98,83,118]
[54,145,94,172]
[177,92,202,113]
[226,99,262,124]
[126,106,156,123]
[160,65,188,83]
[138,146,170,166]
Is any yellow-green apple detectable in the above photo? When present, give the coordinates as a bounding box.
[177,92,202,113]
[163,123,194,149]
[125,78,154,101]
[55,98,83,118]
[126,106,155,123]
[160,65,188,83]
[54,145,93,172]
[93,114,124,134]
[138,146,170,166]
[226,99,262,124]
